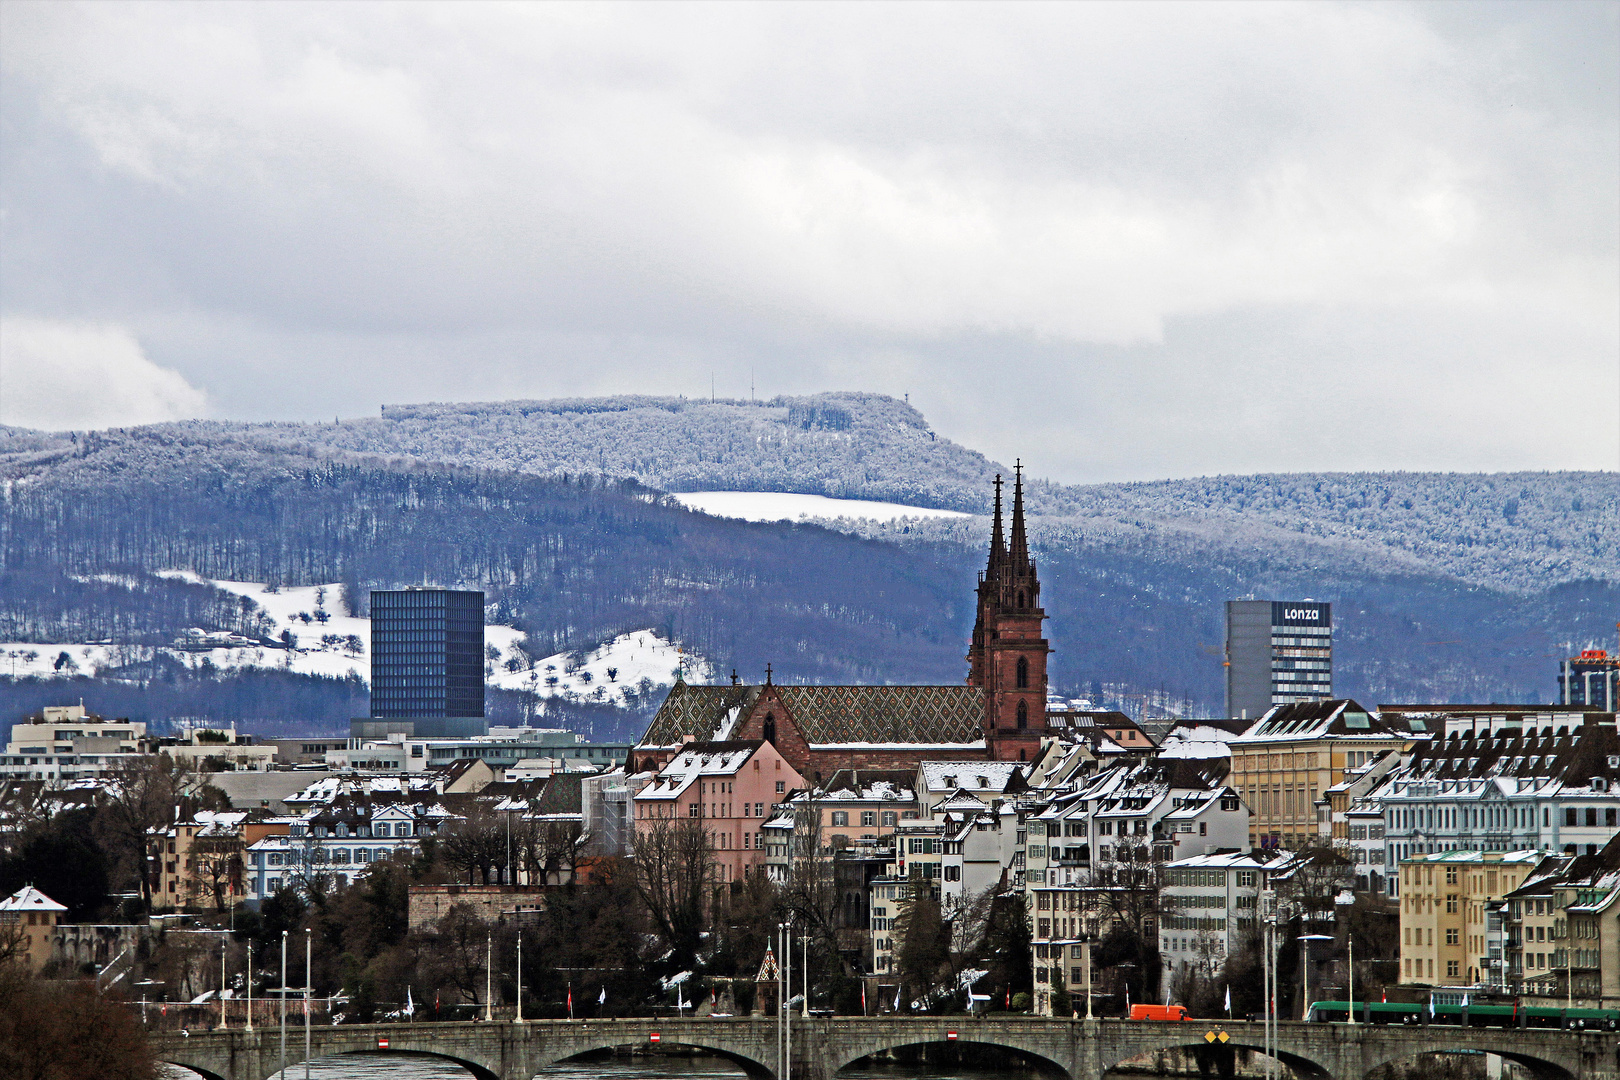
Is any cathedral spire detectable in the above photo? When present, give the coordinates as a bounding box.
[1009,460,1029,572]
[986,473,1006,580]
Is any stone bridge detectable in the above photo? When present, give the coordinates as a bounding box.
[151,1017,1620,1080]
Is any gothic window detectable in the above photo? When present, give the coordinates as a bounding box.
[763,714,776,744]
[1017,590,1026,609]
[1017,700,1028,729]
[1016,656,1029,689]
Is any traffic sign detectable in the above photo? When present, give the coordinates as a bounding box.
[377,1037,390,1049]
[650,1032,661,1044]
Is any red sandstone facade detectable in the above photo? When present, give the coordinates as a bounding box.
[967,465,1050,763]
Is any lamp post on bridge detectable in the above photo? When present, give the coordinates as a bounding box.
[1298,934,1334,1022]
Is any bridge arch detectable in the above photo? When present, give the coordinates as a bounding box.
[1360,1044,1577,1080]
[1099,1032,1331,1080]
[292,1050,502,1080]
[532,1035,774,1080]
[830,1033,1072,1080]
[157,1062,228,1080]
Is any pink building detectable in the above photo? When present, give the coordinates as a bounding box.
[633,739,806,883]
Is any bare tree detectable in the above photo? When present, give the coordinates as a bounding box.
[1090,839,1175,1003]
[188,834,243,912]
[443,808,509,885]
[631,814,714,971]
[514,816,586,885]
[94,754,212,910]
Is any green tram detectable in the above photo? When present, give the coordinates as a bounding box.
[1306,999,1620,1029]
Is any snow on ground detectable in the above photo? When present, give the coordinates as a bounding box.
[671,491,970,524]
[1,574,706,709]
[487,628,712,707]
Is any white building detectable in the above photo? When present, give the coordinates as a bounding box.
[244,798,456,903]
[1367,711,1620,897]
[0,705,146,782]
[1159,849,1289,982]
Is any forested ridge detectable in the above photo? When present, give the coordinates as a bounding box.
[11,391,1608,592]
[2,401,1615,733]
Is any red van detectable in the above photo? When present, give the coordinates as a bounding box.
[1130,1004,1192,1021]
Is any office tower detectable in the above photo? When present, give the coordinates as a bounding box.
[1560,648,1618,710]
[1225,600,1332,721]
[369,589,485,719]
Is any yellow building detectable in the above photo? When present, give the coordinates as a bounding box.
[0,886,67,971]
[1229,699,1415,849]
[1398,850,1540,987]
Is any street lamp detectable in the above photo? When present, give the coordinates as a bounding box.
[1297,934,1334,1022]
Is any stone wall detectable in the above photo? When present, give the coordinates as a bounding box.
[406,885,547,930]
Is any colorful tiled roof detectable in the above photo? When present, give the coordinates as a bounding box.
[640,681,987,748]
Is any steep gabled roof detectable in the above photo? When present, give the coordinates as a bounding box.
[775,685,985,746]
[638,682,762,746]
[640,681,987,749]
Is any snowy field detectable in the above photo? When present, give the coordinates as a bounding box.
[671,491,970,524]
[1,575,705,709]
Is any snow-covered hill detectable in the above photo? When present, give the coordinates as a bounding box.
[0,575,706,711]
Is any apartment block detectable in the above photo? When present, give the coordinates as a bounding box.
[1397,850,1540,988]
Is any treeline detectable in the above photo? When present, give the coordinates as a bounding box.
[0,567,276,644]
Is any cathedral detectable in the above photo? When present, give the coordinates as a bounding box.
[635,467,1052,782]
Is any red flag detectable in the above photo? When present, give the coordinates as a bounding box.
[862,982,867,1014]
[567,985,573,1012]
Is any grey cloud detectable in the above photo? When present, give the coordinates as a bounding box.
[0,1,1614,479]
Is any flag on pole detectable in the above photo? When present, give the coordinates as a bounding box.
[406,985,415,1018]
[894,985,901,1011]
[598,987,607,1006]
[1224,984,1231,1015]
[861,981,867,1015]
[567,983,574,1020]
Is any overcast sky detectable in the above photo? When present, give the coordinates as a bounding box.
[1,1,1616,483]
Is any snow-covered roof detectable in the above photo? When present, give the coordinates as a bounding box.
[1157,739,1231,761]
[0,885,66,912]
[1164,848,1289,872]
[1234,699,1404,743]
[635,741,765,802]
[919,761,1023,793]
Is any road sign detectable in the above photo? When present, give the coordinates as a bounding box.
[947,1030,958,1041]
[650,1032,661,1044]
[377,1037,389,1049]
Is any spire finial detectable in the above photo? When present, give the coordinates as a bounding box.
[1009,460,1030,571]
[765,662,773,685]
[987,473,1006,578]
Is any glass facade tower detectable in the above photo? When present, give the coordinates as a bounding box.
[369,589,485,718]
[1225,599,1332,721]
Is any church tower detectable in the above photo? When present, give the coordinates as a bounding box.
[967,463,1050,762]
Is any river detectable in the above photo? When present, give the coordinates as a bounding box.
[169,1053,1041,1080]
